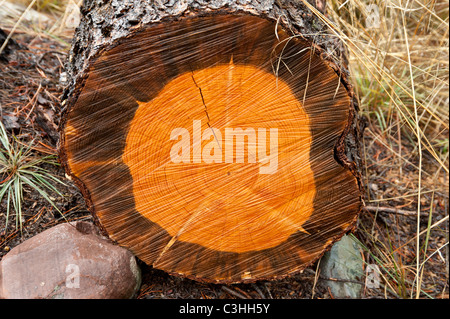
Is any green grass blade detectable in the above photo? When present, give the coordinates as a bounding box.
[19,174,61,213]
[0,178,14,204]
[5,187,11,231]
[27,171,64,197]
[13,176,22,232]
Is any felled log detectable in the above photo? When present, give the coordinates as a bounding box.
[59,0,363,283]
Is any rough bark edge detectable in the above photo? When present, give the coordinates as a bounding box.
[58,0,364,283]
[60,0,349,107]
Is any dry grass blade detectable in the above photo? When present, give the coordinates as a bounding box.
[0,0,36,56]
[302,0,449,299]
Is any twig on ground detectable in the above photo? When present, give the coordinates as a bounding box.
[221,286,248,299]
[264,283,273,299]
[251,283,266,299]
[365,205,429,217]
[36,50,67,74]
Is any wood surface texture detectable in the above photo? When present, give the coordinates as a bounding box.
[60,1,363,283]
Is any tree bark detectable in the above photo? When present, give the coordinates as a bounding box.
[59,0,363,284]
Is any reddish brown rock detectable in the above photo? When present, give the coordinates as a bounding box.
[0,221,141,299]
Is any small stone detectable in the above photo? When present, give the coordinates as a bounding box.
[319,235,363,298]
[0,221,141,299]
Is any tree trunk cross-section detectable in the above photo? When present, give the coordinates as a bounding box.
[59,0,363,283]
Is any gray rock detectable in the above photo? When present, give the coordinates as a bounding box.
[0,221,141,299]
[319,235,363,298]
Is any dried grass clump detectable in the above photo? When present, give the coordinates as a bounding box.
[317,0,448,299]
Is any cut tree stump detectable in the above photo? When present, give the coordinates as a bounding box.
[59,0,363,283]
